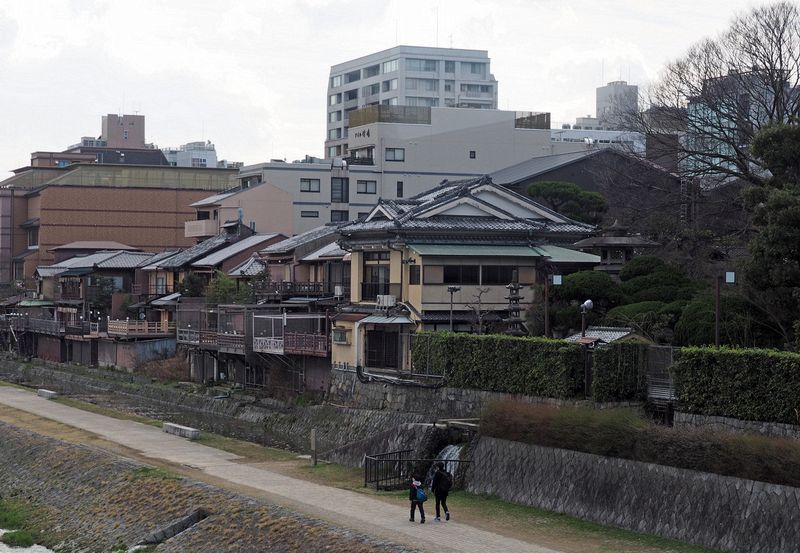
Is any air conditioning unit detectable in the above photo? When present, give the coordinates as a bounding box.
[334,285,344,298]
[376,294,396,308]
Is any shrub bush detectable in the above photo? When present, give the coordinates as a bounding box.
[411,331,584,398]
[671,347,800,424]
[1,530,35,548]
[618,256,667,281]
[481,400,800,487]
[606,301,665,322]
[592,343,648,402]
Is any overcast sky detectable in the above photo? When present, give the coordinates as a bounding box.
[0,0,763,178]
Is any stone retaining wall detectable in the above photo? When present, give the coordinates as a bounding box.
[674,411,800,440]
[0,422,409,552]
[466,436,800,553]
[0,358,425,459]
[327,367,638,418]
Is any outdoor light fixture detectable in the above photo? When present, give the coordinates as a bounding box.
[580,299,593,338]
[716,271,736,346]
[447,285,461,332]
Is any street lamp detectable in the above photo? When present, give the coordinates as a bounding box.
[447,286,461,332]
[715,271,736,347]
[580,299,593,338]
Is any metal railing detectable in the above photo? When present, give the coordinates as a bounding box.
[284,332,329,356]
[364,449,471,491]
[107,320,176,336]
[26,318,65,335]
[253,336,284,354]
[254,281,324,296]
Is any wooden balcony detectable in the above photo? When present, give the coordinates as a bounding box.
[26,318,65,336]
[252,332,329,357]
[131,283,176,297]
[199,329,218,348]
[107,320,176,338]
[252,336,284,355]
[177,328,200,344]
[217,333,245,354]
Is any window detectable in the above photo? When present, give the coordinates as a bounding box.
[27,228,38,248]
[443,265,479,285]
[344,69,361,83]
[332,328,350,344]
[482,266,516,285]
[365,251,390,261]
[409,265,420,285]
[344,89,358,101]
[444,80,454,92]
[406,58,437,71]
[405,78,437,91]
[362,83,380,96]
[330,75,342,88]
[328,110,342,123]
[329,93,341,106]
[300,178,321,192]
[364,64,380,78]
[396,181,404,198]
[381,97,398,106]
[469,150,476,159]
[301,211,319,218]
[327,146,337,158]
[385,148,405,162]
[445,60,455,73]
[467,62,485,75]
[406,96,439,107]
[331,177,349,203]
[382,59,398,73]
[357,180,377,194]
[197,210,210,220]
[382,78,398,92]
[191,157,207,167]
[331,210,349,222]
[327,128,342,140]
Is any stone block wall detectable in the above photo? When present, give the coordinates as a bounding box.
[466,436,800,553]
[674,411,800,440]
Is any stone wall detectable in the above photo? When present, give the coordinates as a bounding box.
[674,411,800,440]
[0,358,425,459]
[0,422,408,553]
[466,436,800,553]
[327,366,637,419]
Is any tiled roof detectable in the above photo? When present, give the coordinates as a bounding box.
[262,225,338,254]
[228,255,266,277]
[157,233,233,269]
[51,241,139,251]
[301,242,348,261]
[192,234,281,267]
[37,250,156,276]
[490,151,597,185]
[95,251,156,269]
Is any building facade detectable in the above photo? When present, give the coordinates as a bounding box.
[325,46,499,158]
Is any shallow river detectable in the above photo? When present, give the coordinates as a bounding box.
[0,530,54,553]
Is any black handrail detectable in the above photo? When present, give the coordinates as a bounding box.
[364,450,470,491]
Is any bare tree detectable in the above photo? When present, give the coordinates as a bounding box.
[633,2,800,186]
[465,287,490,335]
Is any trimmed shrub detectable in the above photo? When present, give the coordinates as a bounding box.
[592,343,648,402]
[553,271,624,307]
[481,400,800,488]
[672,347,800,424]
[411,331,584,398]
[618,256,667,281]
[606,301,665,322]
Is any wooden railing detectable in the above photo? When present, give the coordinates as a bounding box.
[217,333,245,353]
[26,318,65,335]
[131,283,176,296]
[199,329,218,347]
[177,328,200,344]
[107,320,176,336]
[284,332,329,356]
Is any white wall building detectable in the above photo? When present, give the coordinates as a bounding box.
[325,45,499,158]
[163,141,219,168]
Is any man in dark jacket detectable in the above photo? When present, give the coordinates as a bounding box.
[409,475,425,523]
[431,461,452,521]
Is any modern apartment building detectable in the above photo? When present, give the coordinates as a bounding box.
[325,45,498,158]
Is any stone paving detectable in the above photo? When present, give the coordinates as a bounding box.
[0,387,561,553]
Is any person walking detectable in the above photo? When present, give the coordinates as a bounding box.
[409,475,426,524]
[431,461,452,521]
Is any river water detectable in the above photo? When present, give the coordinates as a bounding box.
[0,530,54,553]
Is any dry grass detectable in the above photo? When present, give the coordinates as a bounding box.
[136,356,190,381]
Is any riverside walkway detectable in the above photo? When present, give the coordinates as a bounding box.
[0,387,561,553]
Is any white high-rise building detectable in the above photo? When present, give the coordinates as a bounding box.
[325,45,498,158]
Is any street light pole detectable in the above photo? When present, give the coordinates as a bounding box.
[580,299,593,338]
[715,275,721,347]
[447,285,460,332]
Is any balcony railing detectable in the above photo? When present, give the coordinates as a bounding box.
[131,283,176,297]
[107,320,176,337]
[284,332,329,357]
[253,336,284,355]
[217,333,245,354]
[185,219,218,238]
[255,281,324,296]
[361,282,401,302]
[26,318,65,335]
[177,328,200,344]
[342,156,375,166]
[199,329,218,348]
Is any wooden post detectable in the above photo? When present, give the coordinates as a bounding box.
[311,428,317,466]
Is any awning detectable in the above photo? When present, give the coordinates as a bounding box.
[17,299,54,307]
[360,314,414,325]
[532,245,600,264]
[151,292,181,306]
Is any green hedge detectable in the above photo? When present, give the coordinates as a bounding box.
[592,343,648,402]
[672,347,800,424]
[481,400,800,488]
[411,332,584,398]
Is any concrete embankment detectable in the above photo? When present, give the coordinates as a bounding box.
[0,421,413,553]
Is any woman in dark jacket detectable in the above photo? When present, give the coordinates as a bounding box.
[409,475,426,523]
[431,461,452,521]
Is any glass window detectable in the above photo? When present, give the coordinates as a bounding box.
[300,178,320,192]
[331,210,349,222]
[443,265,479,285]
[197,210,210,220]
[385,148,405,162]
[330,75,342,88]
[300,210,319,218]
[406,58,437,71]
[328,110,342,123]
[482,266,516,285]
[362,83,380,96]
[396,181,403,198]
[444,81,454,92]
[331,177,349,203]
[409,265,421,285]
[27,228,38,248]
[381,97,398,106]
[469,150,476,159]
[327,146,337,158]
[327,128,342,140]
[344,69,360,83]
[329,93,341,106]
[381,59,398,74]
[364,64,380,78]
[445,60,455,73]
[344,89,358,101]
[357,180,377,194]
[406,96,439,107]
[382,78,398,92]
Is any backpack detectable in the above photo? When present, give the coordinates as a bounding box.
[439,471,453,493]
[415,486,427,503]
